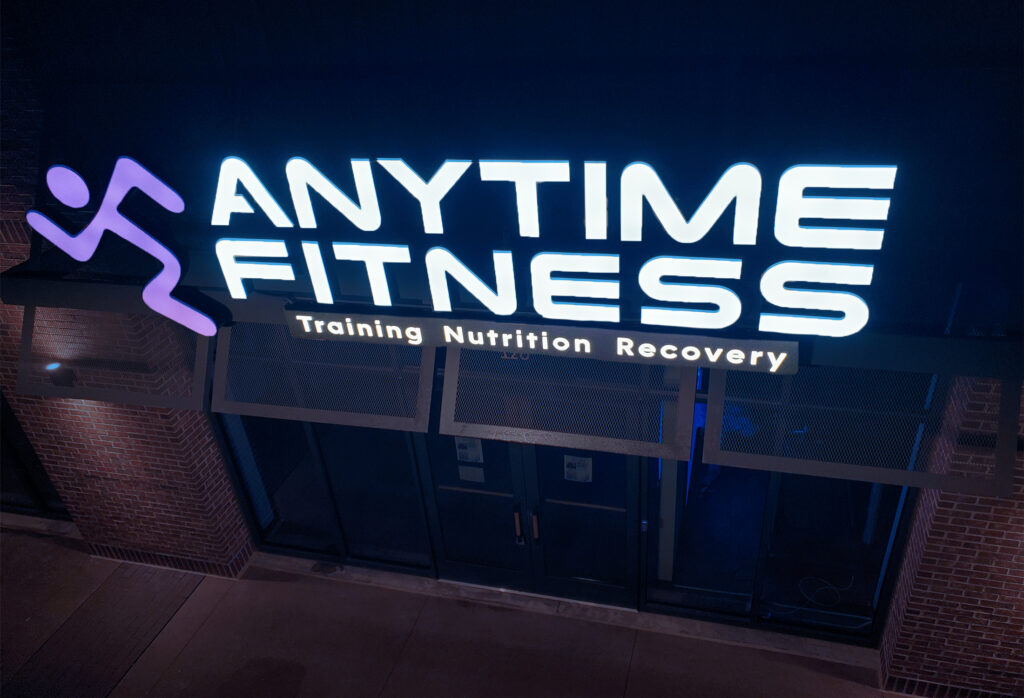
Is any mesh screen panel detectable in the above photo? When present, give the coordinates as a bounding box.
[17,305,204,408]
[213,322,432,430]
[441,348,695,458]
[717,367,941,471]
[705,366,1012,492]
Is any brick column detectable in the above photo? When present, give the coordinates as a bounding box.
[881,378,1024,697]
[1,25,253,577]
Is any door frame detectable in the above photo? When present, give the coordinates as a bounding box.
[413,434,536,591]
[522,445,641,607]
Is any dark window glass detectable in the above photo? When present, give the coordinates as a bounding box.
[646,399,909,636]
[647,404,770,615]
[314,424,432,568]
[1,437,39,511]
[221,414,339,555]
[757,475,904,634]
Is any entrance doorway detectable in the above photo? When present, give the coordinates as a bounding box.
[418,435,640,606]
[221,414,640,606]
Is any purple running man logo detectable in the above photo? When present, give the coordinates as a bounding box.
[26,157,216,336]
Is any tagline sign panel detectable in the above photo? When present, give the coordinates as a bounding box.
[284,311,798,374]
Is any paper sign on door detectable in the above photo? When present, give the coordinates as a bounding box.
[563,455,593,483]
[455,437,484,463]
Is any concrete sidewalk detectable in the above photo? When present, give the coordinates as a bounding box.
[1,523,885,697]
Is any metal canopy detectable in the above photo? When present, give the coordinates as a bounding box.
[439,346,697,460]
[6,271,1020,495]
[210,322,435,432]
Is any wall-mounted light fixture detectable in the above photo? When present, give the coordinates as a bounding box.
[45,362,77,387]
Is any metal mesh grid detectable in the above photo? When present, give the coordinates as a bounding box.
[18,305,203,407]
[214,322,432,430]
[718,367,942,471]
[442,348,695,458]
[705,366,1013,492]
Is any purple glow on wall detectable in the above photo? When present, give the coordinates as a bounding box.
[26,157,217,337]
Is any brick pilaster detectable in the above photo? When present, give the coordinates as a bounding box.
[882,379,1024,697]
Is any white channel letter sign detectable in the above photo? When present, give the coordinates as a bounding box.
[212,159,897,338]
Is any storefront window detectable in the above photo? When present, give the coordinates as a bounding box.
[645,400,910,638]
[757,475,905,633]
[314,424,433,568]
[221,384,912,639]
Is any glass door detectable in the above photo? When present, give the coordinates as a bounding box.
[418,436,641,606]
[525,445,639,606]
[417,434,534,590]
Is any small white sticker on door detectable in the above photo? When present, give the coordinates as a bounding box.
[564,455,593,483]
[454,437,484,463]
[458,465,486,483]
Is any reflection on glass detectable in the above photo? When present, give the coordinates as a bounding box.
[758,475,904,634]
[647,400,909,636]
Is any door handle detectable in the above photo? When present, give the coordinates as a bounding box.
[513,509,525,545]
[531,509,540,542]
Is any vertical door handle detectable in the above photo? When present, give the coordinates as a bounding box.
[531,509,540,542]
[513,510,522,537]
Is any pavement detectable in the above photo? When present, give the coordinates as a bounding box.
[1,523,886,697]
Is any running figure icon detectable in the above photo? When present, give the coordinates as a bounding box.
[26,157,217,336]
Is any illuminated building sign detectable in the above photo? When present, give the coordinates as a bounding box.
[213,158,896,339]
[27,156,897,351]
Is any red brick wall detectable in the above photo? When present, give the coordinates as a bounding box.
[1,277,252,577]
[882,378,1024,697]
[1,23,252,576]
[1,265,252,577]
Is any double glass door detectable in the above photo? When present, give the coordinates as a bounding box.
[418,435,640,607]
